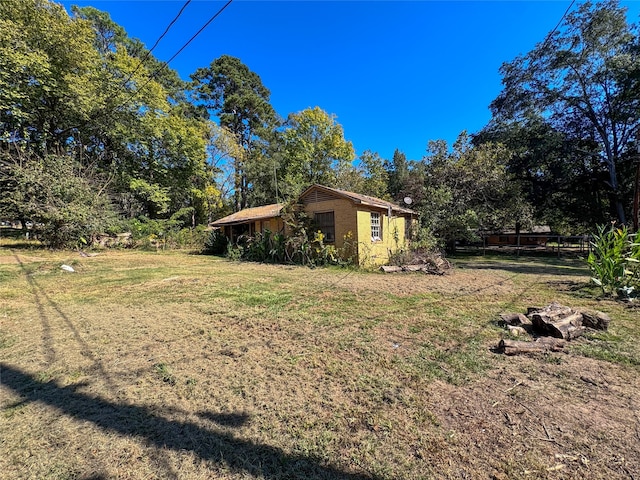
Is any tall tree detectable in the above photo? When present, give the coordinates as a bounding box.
[491,0,640,224]
[191,55,277,211]
[0,0,212,243]
[0,0,103,155]
[385,149,411,201]
[358,150,389,199]
[474,115,610,232]
[279,107,355,198]
[418,133,532,250]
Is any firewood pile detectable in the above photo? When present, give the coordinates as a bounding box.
[380,252,452,275]
[496,302,610,356]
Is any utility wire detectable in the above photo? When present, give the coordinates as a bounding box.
[164,0,233,67]
[76,0,233,135]
[148,0,193,55]
[123,0,193,84]
[62,0,194,136]
[112,0,234,114]
[540,0,576,50]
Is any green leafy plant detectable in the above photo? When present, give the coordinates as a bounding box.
[204,228,229,255]
[586,224,640,298]
[218,204,354,267]
[153,363,176,386]
[226,243,243,261]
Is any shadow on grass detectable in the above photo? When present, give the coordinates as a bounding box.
[0,364,377,480]
[457,260,589,277]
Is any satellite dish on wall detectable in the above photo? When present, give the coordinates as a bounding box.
[404,196,413,205]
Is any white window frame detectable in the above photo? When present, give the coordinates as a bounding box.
[371,212,381,242]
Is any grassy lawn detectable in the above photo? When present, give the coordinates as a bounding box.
[1,243,638,479]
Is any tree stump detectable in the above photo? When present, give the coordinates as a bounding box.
[500,313,532,326]
[579,309,610,330]
[530,312,585,340]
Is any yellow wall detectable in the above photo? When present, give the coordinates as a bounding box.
[303,199,409,265]
[303,198,359,249]
[254,218,284,234]
[356,210,408,265]
[236,200,411,265]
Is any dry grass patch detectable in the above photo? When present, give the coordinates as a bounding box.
[1,245,638,479]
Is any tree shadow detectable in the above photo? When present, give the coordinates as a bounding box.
[13,254,118,390]
[198,411,252,428]
[0,364,377,479]
[13,254,56,364]
[464,261,589,277]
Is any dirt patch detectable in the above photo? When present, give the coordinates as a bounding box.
[428,355,640,479]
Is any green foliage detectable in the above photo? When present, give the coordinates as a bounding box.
[417,133,532,250]
[279,107,355,198]
[126,217,207,250]
[412,227,441,251]
[489,0,640,225]
[0,0,103,152]
[129,179,171,217]
[474,115,603,232]
[225,243,243,261]
[281,208,342,267]
[353,150,390,200]
[191,55,277,211]
[222,207,351,267]
[0,0,213,246]
[385,149,410,200]
[1,155,117,248]
[586,224,640,297]
[204,229,229,255]
[243,229,287,263]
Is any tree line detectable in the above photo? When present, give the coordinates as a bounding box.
[1,0,639,249]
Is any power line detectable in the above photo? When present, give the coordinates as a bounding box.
[62,0,195,136]
[112,0,234,114]
[165,0,233,67]
[124,0,193,83]
[148,0,193,55]
[541,0,576,50]
[76,0,233,136]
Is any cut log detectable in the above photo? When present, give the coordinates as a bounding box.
[404,265,423,272]
[420,267,445,276]
[534,337,567,349]
[527,306,544,316]
[380,265,402,273]
[500,313,532,326]
[498,338,565,356]
[579,309,610,330]
[530,312,585,340]
[527,303,573,321]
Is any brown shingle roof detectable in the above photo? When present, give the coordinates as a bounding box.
[300,184,415,214]
[210,203,284,227]
[211,185,415,228]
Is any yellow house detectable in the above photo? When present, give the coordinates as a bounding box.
[211,184,416,265]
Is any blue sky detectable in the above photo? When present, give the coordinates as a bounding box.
[61,0,640,162]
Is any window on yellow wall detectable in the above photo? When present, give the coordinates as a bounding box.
[314,211,335,242]
[371,212,381,241]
